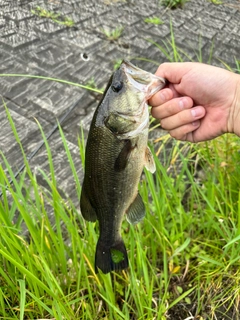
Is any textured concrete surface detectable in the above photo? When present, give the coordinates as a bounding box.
[0,0,240,206]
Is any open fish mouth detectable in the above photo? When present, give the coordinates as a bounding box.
[122,60,166,98]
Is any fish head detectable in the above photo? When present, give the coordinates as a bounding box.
[97,60,166,138]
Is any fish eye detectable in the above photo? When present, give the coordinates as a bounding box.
[111,81,123,92]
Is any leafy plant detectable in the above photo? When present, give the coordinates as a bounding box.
[235,58,240,74]
[101,26,124,41]
[85,77,98,90]
[113,59,122,70]
[138,21,214,65]
[31,6,60,19]
[209,0,223,4]
[144,16,164,25]
[160,0,189,9]
[31,6,75,27]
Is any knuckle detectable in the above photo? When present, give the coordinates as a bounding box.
[178,110,188,122]
[152,107,163,119]
[170,123,195,141]
[170,130,181,140]
[151,108,157,118]
[168,103,175,115]
[160,119,167,129]
[169,131,184,140]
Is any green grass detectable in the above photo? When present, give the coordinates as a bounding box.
[144,17,164,25]
[0,24,240,319]
[208,0,223,4]
[31,6,75,27]
[1,108,239,319]
[160,0,189,9]
[101,26,124,41]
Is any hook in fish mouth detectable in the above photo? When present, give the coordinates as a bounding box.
[122,60,166,98]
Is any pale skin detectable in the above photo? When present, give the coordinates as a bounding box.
[149,62,240,142]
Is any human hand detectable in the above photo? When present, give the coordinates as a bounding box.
[149,62,240,142]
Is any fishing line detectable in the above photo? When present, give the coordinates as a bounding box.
[0,96,82,198]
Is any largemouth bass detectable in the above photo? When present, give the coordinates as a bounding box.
[80,60,165,274]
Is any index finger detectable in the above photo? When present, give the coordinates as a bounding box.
[155,62,195,84]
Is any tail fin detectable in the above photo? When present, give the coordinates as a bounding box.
[95,239,129,274]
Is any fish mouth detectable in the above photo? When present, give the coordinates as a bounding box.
[122,60,166,99]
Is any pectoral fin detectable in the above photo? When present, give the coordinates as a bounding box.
[144,146,156,173]
[114,139,135,172]
[126,193,145,224]
[80,185,97,222]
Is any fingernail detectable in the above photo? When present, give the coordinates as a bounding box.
[179,99,184,110]
[191,108,202,118]
[179,98,187,110]
[192,121,200,126]
[159,92,166,102]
